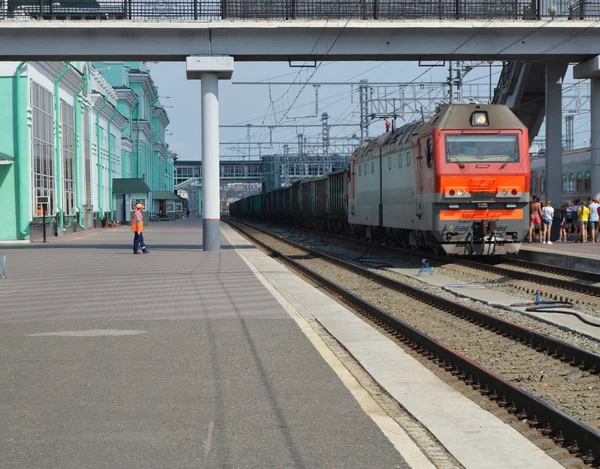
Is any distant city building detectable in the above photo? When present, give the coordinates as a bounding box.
[0,61,178,241]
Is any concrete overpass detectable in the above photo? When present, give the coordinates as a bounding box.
[2,20,600,61]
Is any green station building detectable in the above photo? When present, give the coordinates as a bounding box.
[0,61,179,242]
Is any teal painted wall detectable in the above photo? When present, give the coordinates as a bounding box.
[0,165,17,240]
[0,77,17,240]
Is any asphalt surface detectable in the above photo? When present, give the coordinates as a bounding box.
[0,219,409,468]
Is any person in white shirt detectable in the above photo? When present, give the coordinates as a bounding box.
[541,200,554,245]
[588,198,600,243]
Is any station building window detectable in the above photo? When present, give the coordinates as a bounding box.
[577,172,583,192]
[61,101,75,216]
[562,174,567,193]
[585,171,591,192]
[371,161,374,174]
[398,153,402,167]
[568,173,575,192]
[31,82,55,216]
[406,151,411,166]
[359,165,362,176]
[84,108,91,206]
[388,157,392,170]
[531,171,537,194]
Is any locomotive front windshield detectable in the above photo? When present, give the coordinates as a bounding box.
[445,134,519,164]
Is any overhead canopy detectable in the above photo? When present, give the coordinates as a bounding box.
[152,191,181,201]
[112,178,150,194]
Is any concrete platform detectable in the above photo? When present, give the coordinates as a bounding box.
[518,241,600,273]
[0,219,413,469]
[0,219,565,469]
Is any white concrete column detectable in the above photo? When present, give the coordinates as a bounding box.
[186,56,234,252]
[545,63,563,234]
[574,56,600,198]
[591,78,600,199]
[201,73,220,251]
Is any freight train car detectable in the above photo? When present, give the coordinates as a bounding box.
[231,103,530,256]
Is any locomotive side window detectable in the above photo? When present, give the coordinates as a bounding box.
[445,134,518,163]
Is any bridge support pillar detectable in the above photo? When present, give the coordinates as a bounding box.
[186,56,234,251]
[545,63,564,240]
[574,57,600,199]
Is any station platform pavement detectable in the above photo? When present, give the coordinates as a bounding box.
[518,240,600,272]
[0,218,561,469]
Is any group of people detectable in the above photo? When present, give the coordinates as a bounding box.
[528,196,600,244]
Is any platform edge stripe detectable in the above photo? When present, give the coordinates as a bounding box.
[221,226,436,469]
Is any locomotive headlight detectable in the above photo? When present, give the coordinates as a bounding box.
[458,190,465,196]
[502,189,508,196]
[471,111,489,126]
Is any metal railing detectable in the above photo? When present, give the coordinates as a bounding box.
[2,0,600,20]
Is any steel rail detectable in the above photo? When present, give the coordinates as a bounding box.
[226,219,600,464]
[498,257,600,284]
[448,256,600,297]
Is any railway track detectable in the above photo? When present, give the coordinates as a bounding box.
[443,256,600,306]
[226,219,600,468]
[237,218,600,309]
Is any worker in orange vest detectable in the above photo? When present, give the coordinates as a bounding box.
[132,203,149,254]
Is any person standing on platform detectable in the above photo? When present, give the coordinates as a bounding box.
[578,200,590,243]
[132,203,150,254]
[541,200,554,245]
[558,205,568,243]
[528,196,543,242]
[589,198,600,243]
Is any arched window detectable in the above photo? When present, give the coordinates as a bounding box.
[540,177,546,194]
[585,171,591,192]
[577,172,583,192]
[562,174,567,193]
[569,173,575,192]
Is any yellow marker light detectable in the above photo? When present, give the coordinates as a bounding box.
[471,111,489,126]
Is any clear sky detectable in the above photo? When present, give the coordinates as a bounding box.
[147,61,589,161]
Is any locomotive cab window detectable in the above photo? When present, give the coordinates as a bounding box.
[445,134,519,164]
[426,139,433,168]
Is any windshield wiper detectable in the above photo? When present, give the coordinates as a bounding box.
[448,149,465,169]
[499,152,516,169]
